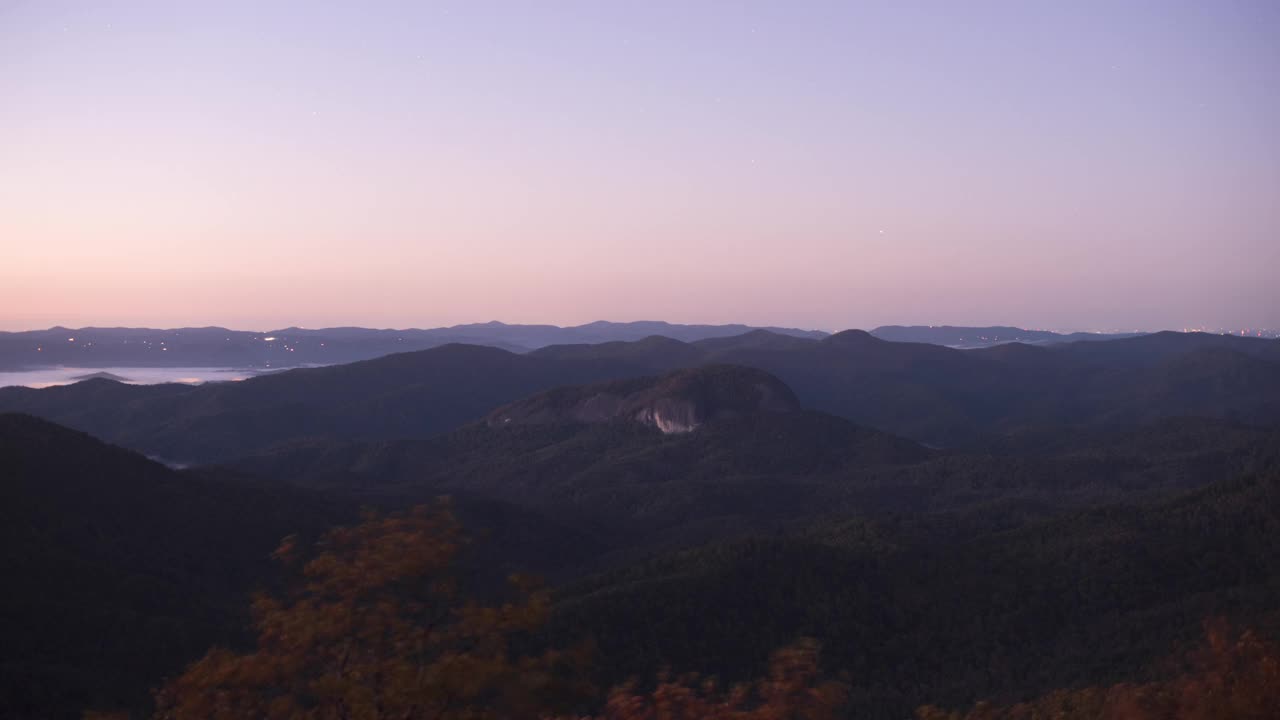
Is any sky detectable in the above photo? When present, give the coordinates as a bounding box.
[2,1,1277,333]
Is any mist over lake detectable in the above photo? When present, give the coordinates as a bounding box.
[0,366,273,389]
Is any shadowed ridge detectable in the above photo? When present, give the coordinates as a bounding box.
[531,334,695,354]
[694,329,820,353]
[0,376,189,416]
[821,328,880,346]
[0,413,351,718]
[319,340,521,370]
[216,342,532,405]
[817,327,969,367]
[0,412,166,477]
[969,341,1061,366]
[1053,330,1280,366]
[972,341,1048,358]
[527,334,706,370]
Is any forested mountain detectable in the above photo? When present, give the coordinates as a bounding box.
[485,364,802,431]
[2,330,1277,465]
[229,368,1279,581]
[570,330,1280,444]
[550,464,1280,719]
[11,406,1267,718]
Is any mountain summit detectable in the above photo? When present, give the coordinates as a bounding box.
[486,364,800,433]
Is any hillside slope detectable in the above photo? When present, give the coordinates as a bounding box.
[0,414,352,718]
[551,463,1280,719]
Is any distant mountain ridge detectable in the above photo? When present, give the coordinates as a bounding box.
[0,321,826,371]
[870,325,1146,348]
[7,323,1270,373]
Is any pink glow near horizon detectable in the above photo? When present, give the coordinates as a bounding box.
[2,2,1277,332]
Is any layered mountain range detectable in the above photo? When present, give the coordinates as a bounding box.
[0,321,1158,371]
[0,321,826,370]
[2,329,1275,462]
[3,326,1279,718]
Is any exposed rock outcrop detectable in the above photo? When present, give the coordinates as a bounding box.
[486,365,800,433]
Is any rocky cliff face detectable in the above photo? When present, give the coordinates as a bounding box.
[486,364,800,433]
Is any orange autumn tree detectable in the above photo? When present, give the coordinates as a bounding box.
[556,638,848,720]
[153,502,586,720]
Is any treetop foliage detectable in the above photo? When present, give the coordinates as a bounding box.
[153,502,589,720]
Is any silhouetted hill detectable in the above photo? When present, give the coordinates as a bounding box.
[68,370,132,382]
[0,414,352,718]
[526,334,707,369]
[691,329,822,353]
[499,320,827,345]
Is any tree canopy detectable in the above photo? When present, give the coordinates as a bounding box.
[153,503,587,720]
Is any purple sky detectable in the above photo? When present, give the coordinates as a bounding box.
[2,1,1277,332]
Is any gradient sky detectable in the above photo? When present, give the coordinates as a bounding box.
[2,1,1277,332]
